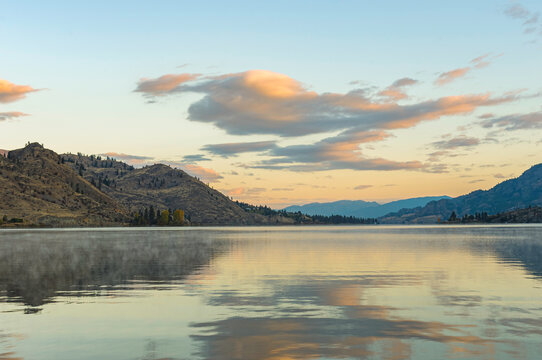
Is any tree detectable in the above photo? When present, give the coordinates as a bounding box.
[173,210,184,225]
[448,211,457,222]
[149,205,155,224]
[143,208,149,223]
[158,210,170,226]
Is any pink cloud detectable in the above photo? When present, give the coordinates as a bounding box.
[135,68,524,172]
[434,68,471,86]
[134,74,200,96]
[136,69,518,138]
[181,163,223,183]
[378,77,418,100]
[435,54,501,86]
[222,187,266,196]
[0,79,40,103]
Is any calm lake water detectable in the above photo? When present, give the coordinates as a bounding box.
[1,226,542,359]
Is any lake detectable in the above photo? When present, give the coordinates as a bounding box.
[1,225,542,359]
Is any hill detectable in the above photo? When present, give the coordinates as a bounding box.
[1,144,298,226]
[60,152,259,225]
[283,196,450,218]
[380,164,542,223]
[0,143,377,227]
[0,143,126,226]
[445,206,542,224]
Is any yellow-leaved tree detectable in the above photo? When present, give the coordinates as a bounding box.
[173,210,184,225]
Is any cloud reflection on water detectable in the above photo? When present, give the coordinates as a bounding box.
[191,278,495,360]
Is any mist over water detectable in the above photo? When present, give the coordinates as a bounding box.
[1,226,542,359]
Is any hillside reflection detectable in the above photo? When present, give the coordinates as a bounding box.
[0,229,226,308]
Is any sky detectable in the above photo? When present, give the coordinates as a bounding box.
[1,0,541,208]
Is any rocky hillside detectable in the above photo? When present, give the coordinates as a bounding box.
[1,144,293,226]
[61,153,278,225]
[0,143,127,226]
[381,164,542,224]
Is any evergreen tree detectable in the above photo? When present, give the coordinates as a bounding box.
[448,211,457,222]
[149,205,155,224]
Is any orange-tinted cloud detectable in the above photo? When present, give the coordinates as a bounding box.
[153,161,223,182]
[435,54,501,86]
[470,53,492,69]
[222,187,266,196]
[0,112,29,121]
[241,70,307,98]
[182,163,223,182]
[136,69,517,138]
[135,69,521,172]
[434,67,471,86]
[134,73,200,96]
[0,79,39,103]
[253,130,425,172]
[378,77,418,100]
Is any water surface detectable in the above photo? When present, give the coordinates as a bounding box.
[1,225,542,359]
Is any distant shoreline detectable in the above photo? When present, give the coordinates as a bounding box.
[2,222,542,230]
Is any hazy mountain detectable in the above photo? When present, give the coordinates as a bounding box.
[380,163,542,224]
[284,200,379,216]
[283,196,451,218]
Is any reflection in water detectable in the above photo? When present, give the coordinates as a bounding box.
[1,226,542,359]
[0,332,24,360]
[0,229,226,307]
[192,316,489,359]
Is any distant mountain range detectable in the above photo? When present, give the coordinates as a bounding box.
[283,196,451,218]
[380,163,542,223]
[284,163,542,223]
